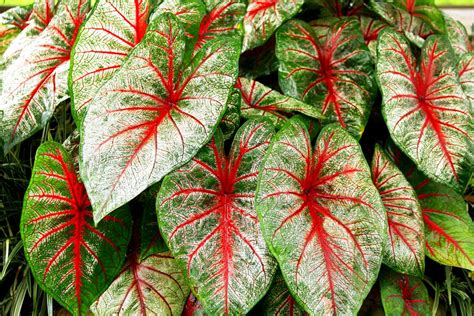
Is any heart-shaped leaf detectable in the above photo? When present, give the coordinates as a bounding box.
[0,0,89,151]
[276,18,376,138]
[158,119,277,315]
[379,268,430,316]
[256,119,386,315]
[459,53,474,104]
[70,0,153,126]
[371,145,424,277]
[92,251,189,315]
[21,141,132,316]
[377,29,473,193]
[80,12,241,222]
[0,5,33,56]
[370,0,434,47]
[242,0,304,51]
[236,77,322,128]
[257,271,306,316]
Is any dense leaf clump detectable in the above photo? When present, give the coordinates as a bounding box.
[0,0,473,315]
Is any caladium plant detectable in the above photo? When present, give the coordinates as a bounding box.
[1,0,473,314]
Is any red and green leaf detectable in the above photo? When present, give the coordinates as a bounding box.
[257,271,306,316]
[92,251,189,315]
[379,268,430,316]
[370,0,434,48]
[358,16,388,59]
[70,0,153,126]
[157,119,277,315]
[458,53,474,104]
[377,29,473,193]
[408,168,474,271]
[242,0,304,51]
[20,141,132,316]
[236,77,322,128]
[371,145,424,277]
[256,119,386,315]
[0,5,33,56]
[276,18,376,139]
[1,0,55,63]
[154,0,206,38]
[0,0,89,151]
[80,13,241,222]
[387,143,474,271]
[391,0,446,33]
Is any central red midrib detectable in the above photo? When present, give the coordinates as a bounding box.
[219,194,233,315]
[134,0,148,44]
[246,0,277,19]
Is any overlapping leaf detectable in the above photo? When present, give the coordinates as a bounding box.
[371,145,424,276]
[80,13,241,222]
[276,18,376,138]
[257,271,306,316]
[92,251,189,315]
[0,5,32,56]
[370,0,434,47]
[236,77,322,128]
[256,119,386,314]
[70,0,153,125]
[21,142,132,316]
[391,0,445,33]
[158,119,277,315]
[377,29,473,193]
[0,0,89,150]
[358,16,388,59]
[242,0,304,51]
[379,268,430,316]
[1,0,55,63]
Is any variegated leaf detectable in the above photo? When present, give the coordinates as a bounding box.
[0,5,33,56]
[236,77,322,128]
[71,0,154,126]
[391,0,446,33]
[276,18,376,139]
[377,29,473,193]
[371,145,424,277]
[0,0,89,151]
[92,251,189,315]
[80,13,241,222]
[358,16,388,59]
[370,0,434,47]
[21,141,132,316]
[379,268,430,316]
[158,119,277,315]
[256,119,386,315]
[242,0,304,51]
[257,271,306,316]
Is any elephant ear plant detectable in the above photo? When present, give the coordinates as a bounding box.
[0,0,473,315]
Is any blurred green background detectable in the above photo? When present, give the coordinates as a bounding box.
[2,0,474,5]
